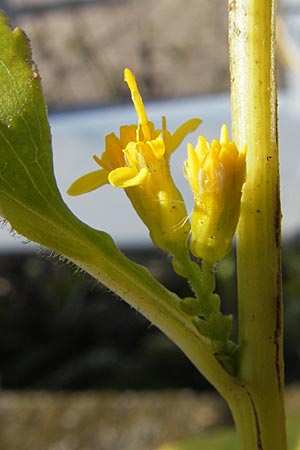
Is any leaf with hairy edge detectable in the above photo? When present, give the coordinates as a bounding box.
[0,14,80,251]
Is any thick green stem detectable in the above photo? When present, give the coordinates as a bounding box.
[228,1,287,449]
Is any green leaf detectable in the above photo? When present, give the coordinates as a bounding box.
[0,14,79,252]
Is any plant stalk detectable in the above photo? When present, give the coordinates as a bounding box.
[228,0,287,449]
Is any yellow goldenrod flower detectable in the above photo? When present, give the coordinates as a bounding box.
[68,68,201,255]
[184,124,246,262]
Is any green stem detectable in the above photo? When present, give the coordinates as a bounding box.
[228,1,287,449]
[201,260,216,296]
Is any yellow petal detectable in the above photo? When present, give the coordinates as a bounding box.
[167,118,202,155]
[108,166,148,188]
[67,169,109,196]
[195,136,209,165]
[220,123,230,145]
[119,125,137,148]
[147,135,165,159]
[184,143,200,195]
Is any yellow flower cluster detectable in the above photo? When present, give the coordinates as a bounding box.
[68,68,246,263]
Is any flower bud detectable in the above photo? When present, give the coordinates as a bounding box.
[184,124,246,262]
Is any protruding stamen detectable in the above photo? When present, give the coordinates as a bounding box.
[124,68,151,141]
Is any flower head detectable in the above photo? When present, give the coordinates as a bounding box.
[184,124,246,262]
[68,68,201,255]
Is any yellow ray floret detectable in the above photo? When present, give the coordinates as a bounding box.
[68,68,201,255]
[184,124,246,262]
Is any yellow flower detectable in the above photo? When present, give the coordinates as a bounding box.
[184,124,246,262]
[68,68,201,255]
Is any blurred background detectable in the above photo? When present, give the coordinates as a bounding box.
[0,0,300,449]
